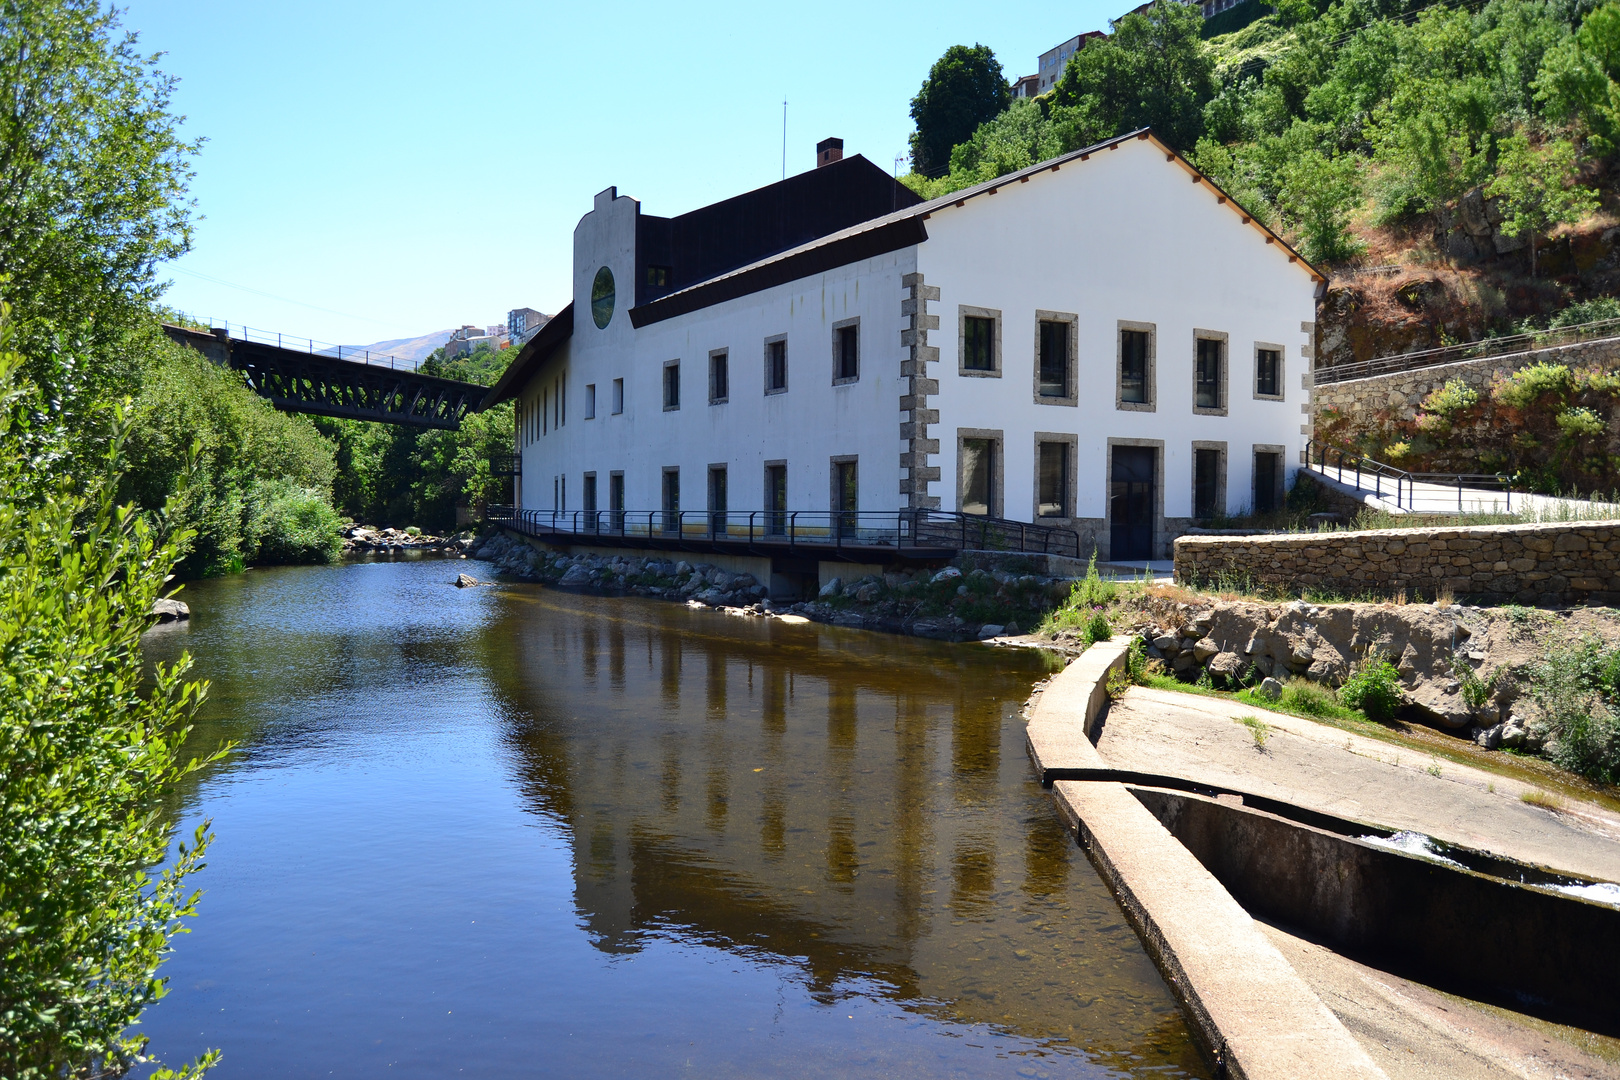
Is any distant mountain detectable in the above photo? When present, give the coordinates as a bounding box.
[346,329,454,364]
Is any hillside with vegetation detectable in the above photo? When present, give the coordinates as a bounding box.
[905,0,1620,491]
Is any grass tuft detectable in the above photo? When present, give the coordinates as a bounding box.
[1235,714,1272,749]
[1521,788,1568,812]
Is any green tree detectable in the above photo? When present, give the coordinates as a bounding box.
[903,99,1069,198]
[0,315,222,1079]
[0,0,199,420]
[1535,1,1620,151]
[908,44,1010,176]
[119,337,340,576]
[1276,146,1365,263]
[1052,0,1218,150]
[318,342,516,530]
[1485,132,1599,276]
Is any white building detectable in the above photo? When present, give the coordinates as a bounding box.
[486,129,1321,573]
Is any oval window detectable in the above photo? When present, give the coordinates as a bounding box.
[590,266,615,329]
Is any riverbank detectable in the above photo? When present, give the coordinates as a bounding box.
[475,529,1074,641]
[343,524,476,554]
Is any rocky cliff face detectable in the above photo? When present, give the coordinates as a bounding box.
[1317,210,1620,369]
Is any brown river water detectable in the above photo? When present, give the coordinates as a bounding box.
[136,555,1208,1078]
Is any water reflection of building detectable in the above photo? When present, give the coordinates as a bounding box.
[486,593,1202,1070]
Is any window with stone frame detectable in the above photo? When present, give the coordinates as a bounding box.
[765,337,788,393]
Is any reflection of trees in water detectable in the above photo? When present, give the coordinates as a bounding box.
[482,591,1204,1074]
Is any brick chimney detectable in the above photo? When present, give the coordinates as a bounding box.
[816,137,844,168]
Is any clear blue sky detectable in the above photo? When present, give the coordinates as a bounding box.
[128,1,1120,347]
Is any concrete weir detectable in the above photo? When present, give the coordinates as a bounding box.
[1026,640,1388,1080]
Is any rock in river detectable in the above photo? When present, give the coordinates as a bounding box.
[151,598,190,622]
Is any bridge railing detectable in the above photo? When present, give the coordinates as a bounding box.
[168,313,426,371]
[486,506,1080,558]
[1315,314,1620,385]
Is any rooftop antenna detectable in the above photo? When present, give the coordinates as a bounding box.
[894,152,905,177]
[781,98,787,179]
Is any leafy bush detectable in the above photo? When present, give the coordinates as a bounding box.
[1556,405,1606,437]
[1548,296,1620,328]
[0,330,221,1079]
[245,478,343,565]
[1338,656,1404,719]
[1082,606,1113,647]
[1527,636,1620,783]
[1494,361,1575,411]
[121,338,341,575]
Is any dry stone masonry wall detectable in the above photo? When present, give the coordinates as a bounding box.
[1312,336,1620,434]
[1175,521,1620,605]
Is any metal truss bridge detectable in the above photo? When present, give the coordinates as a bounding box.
[163,323,484,430]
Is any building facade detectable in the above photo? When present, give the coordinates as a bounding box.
[508,306,550,346]
[487,130,1321,563]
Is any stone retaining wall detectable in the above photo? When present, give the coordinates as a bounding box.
[1175,521,1620,605]
[1312,335,1620,435]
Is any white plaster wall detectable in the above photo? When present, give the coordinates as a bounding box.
[517,192,916,520]
[919,136,1317,530]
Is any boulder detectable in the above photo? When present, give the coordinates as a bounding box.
[978,624,1005,640]
[1499,713,1528,750]
[1474,723,1504,750]
[558,565,592,585]
[854,583,881,603]
[1208,652,1245,678]
[150,598,190,623]
[1257,677,1284,701]
[1152,634,1178,652]
[818,577,843,598]
[454,573,479,588]
[930,567,963,584]
[1193,637,1220,661]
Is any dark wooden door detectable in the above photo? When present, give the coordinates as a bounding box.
[1110,447,1155,561]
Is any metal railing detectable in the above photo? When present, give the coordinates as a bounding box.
[486,506,1081,558]
[165,313,426,371]
[1316,315,1620,385]
[1304,440,1513,514]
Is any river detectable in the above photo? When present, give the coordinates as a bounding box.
[136,555,1207,1078]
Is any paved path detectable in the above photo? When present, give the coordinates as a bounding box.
[1304,465,1620,519]
[1099,687,1620,881]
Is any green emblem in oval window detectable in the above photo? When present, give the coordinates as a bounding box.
[590,266,615,329]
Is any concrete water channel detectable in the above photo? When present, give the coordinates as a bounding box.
[136,556,1210,1078]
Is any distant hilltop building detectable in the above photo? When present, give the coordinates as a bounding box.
[1011,31,1104,98]
[445,324,503,359]
[1014,2,1242,99]
[508,307,550,347]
